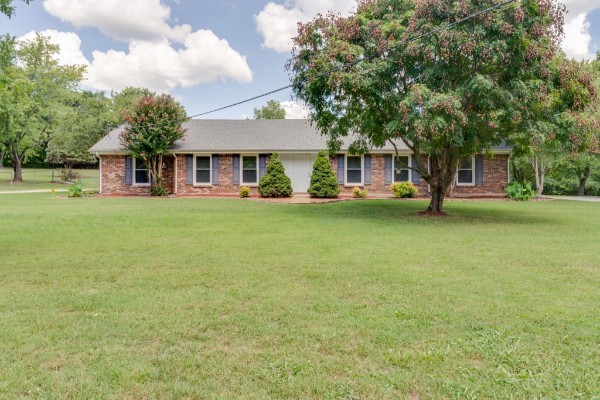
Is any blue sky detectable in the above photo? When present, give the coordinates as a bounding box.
[4,0,600,120]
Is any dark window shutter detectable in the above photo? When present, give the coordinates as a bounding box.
[337,155,345,184]
[212,155,220,185]
[125,157,133,185]
[384,155,393,185]
[476,155,484,185]
[259,154,267,180]
[185,155,193,185]
[411,157,420,184]
[232,155,240,185]
[364,155,372,185]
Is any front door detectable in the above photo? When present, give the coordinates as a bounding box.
[281,154,314,193]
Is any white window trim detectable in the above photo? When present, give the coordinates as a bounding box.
[241,154,259,186]
[456,155,476,187]
[132,158,150,187]
[193,154,213,187]
[345,154,364,186]
[393,154,412,182]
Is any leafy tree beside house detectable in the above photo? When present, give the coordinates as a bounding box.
[259,152,293,197]
[288,0,588,213]
[120,94,187,196]
[253,100,286,119]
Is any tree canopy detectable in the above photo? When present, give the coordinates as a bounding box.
[0,0,31,18]
[0,33,85,181]
[288,0,595,213]
[120,94,187,196]
[253,100,286,119]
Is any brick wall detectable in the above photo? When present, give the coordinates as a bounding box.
[100,155,175,196]
[100,153,509,197]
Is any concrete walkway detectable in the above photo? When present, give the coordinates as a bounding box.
[543,195,600,202]
[0,189,96,195]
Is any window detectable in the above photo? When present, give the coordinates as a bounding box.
[346,155,363,185]
[195,156,211,185]
[134,158,149,185]
[457,157,475,185]
[394,156,410,182]
[242,155,258,185]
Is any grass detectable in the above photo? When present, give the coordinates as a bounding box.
[0,168,98,192]
[0,195,598,399]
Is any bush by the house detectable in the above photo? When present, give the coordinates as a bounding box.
[391,182,418,198]
[505,181,535,201]
[239,186,251,198]
[352,187,368,198]
[259,152,293,197]
[68,183,83,198]
[308,150,340,198]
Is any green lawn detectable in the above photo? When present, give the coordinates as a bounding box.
[0,195,598,399]
[0,168,98,192]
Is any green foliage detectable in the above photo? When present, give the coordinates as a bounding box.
[391,182,418,198]
[253,100,286,119]
[505,181,535,201]
[259,152,293,197]
[0,0,31,18]
[111,87,156,123]
[239,186,251,198]
[288,0,588,212]
[352,187,368,198]
[308,150,340,198]
[67,183,83,198]
[60,169,80,182]
[0,33,85,181]
[150,183,168,197]
[120,94,187,196]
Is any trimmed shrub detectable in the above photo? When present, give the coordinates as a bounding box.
[352,187,368,198]
[239,186,251,198]
[309,150,340,198]
[68,183,83,198]
[391,181,418,198]
[505,181,535,201]
[259,152,293,197]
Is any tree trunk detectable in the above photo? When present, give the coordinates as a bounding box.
[10,151,23,182]
[427,184,446,213]
[578,164,590,196]
[0,151,5,168]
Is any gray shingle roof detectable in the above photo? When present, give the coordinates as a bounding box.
[89,119,511,154]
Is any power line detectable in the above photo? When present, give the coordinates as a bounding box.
[190,0,517,118]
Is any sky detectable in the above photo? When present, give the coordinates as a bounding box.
[2,0,599,120]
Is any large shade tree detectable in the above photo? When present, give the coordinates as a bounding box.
[0,33,84,182]
[0,0,31,18]
[120,94,187,196]
[288,0,588,213]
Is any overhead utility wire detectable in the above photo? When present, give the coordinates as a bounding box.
[189,0,516,118]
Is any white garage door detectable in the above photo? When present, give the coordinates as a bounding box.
[280,154,315,193]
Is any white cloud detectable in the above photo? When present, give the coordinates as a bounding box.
[19,30,253,93]
[19,30,90,67]
[255,0,358,53]
[43,0,192,43]
[563,13,594,60]
[281,100,309,119]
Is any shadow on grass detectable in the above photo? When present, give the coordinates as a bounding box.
[294,199,558,226]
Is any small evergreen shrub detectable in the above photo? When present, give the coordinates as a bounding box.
[308,150,340,198]
[352,187,368,198]
[239,186,251,198]
[259,152,293,197]
[391,181,418,198]
[505,181,535,201]
[68,183,83,198]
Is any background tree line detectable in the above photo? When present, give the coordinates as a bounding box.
[0,33,154,181]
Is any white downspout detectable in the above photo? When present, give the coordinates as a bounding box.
[173,154,178,195]
[96,152,102,195]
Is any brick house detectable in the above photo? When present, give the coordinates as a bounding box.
[90,119,511,197]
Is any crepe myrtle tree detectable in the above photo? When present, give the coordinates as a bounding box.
[288,0,575,214]
[120,94,187,196]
